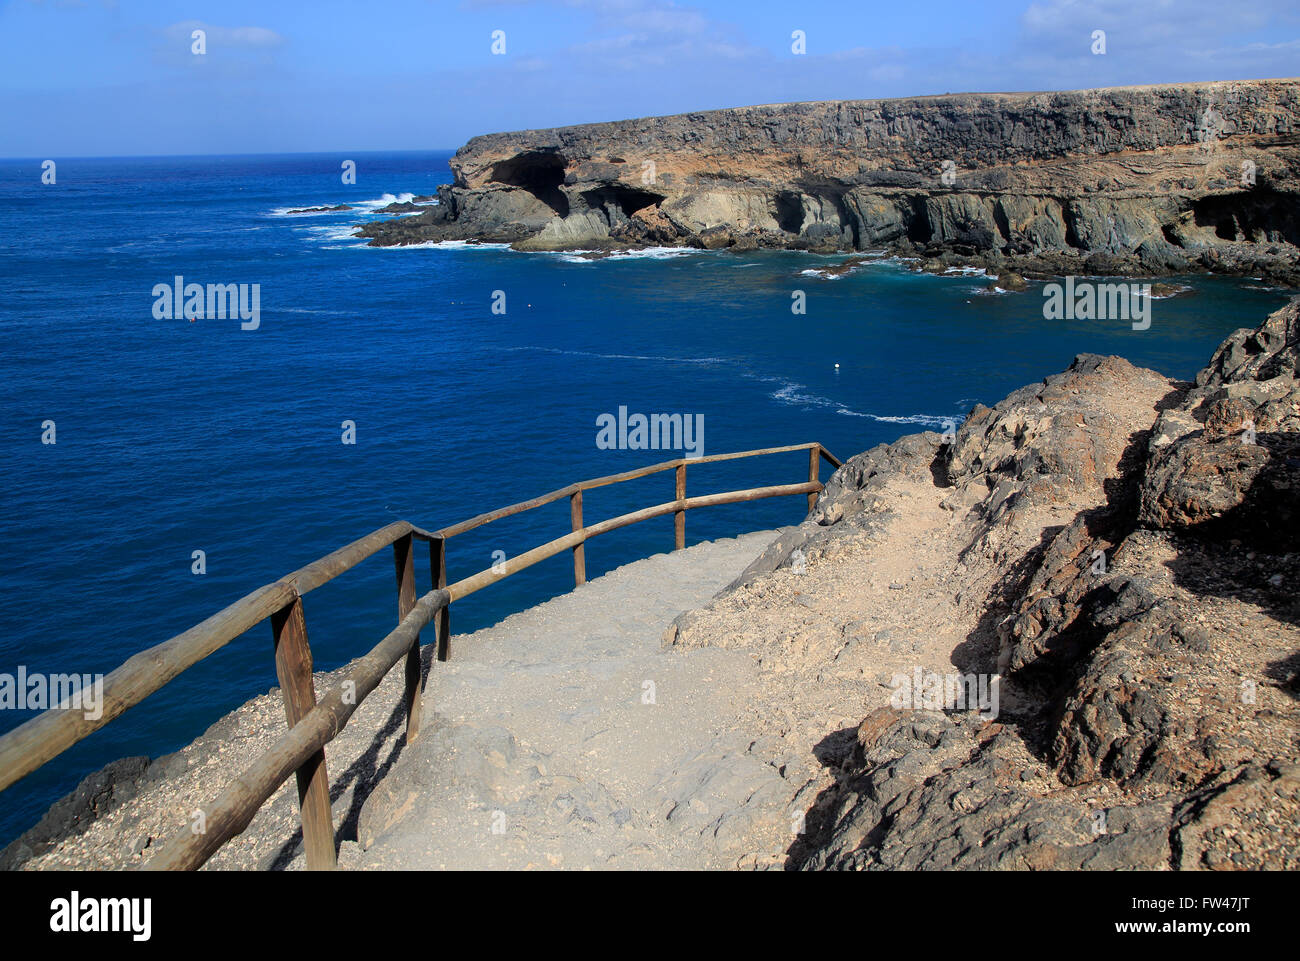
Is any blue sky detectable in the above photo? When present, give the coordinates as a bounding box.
[2,0,1298,157]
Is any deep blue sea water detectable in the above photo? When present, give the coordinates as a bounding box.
[0,150,1292,845]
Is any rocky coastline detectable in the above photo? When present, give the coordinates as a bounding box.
[357,79,1300,287]
[671,298,1300,869]
[5,299,1298,870]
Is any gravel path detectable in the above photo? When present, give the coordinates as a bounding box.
[351,529,797,870]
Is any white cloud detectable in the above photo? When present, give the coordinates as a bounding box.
[163,20,285,50]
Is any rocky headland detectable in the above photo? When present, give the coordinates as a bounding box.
[358,79,1300,285]
[5,301,1298,871]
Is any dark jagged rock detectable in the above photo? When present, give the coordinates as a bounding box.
[1139,300,1300,545]
[285,204,353,214]
[0,756,153,870]
[795,710,1178,870]
[361,79,1300,284]
[766,298,1300,870]
[373,201,424,214]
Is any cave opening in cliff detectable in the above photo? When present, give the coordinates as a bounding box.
[1189,189,1300,246]
[773,192,805,234]
[905,196,933,244]
[579,184,666,222]
[489,151,570,217]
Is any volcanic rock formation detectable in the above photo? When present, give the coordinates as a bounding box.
[668,299,1300,870]
[360,80,1300,284]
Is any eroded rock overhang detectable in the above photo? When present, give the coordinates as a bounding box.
[358,79,1300,280]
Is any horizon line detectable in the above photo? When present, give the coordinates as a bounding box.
[0,148,459,163]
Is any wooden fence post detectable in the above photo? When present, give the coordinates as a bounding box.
[270,596,336,870]
[570,490,586,586]
[430,536,451,661]
[807,445,821,512]
[675,464,686,550]
[393,533,422,744]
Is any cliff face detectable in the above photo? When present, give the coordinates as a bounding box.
[361,79,1300,282]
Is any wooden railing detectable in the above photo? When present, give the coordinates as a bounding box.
[0,442,842,871]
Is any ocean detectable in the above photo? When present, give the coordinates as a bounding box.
[0,149,1291,846]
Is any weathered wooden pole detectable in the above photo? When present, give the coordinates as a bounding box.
[570,490,586,586]
[674,464,687,550]
[393,532,423,744]
[430,536,451,661]
[270,596,336,870]
[807,445,821,512]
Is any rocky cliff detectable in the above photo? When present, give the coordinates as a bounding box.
[360,79,1300,284]
[668,298,1300,870]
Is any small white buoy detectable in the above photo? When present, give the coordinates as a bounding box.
[834,363,840,369]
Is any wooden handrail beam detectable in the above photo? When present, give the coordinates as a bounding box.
[145,589,449,871]
[0,522,421,795]
[5,441,845,871]
[0,579,295,794]
[444,480,820,603]
[435,442,826,539]
[284,521,414,596]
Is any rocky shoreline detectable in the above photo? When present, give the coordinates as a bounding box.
[356,79,1300,287]
[6,300,1298,871]
[671,298,1300,869]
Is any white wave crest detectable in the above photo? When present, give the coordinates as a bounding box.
[304,224,366,247]
[771,382,838,408]
[368,239,515,251]
[836,409,953,427]
[551,246,698,263]
[269,192,438,219]
[770,379,950,427]
[505,346,731,366]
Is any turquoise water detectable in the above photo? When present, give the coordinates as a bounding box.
[0,150,1291,844]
